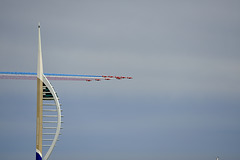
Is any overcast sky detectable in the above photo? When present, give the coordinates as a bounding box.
[0,1,240,160]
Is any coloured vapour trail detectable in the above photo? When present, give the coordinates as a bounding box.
[0,72,132,81]
[0,24,132,160]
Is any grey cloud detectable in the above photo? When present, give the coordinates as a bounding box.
[1,1,240,160]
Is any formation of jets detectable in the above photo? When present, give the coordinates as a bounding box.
[86,75,133,82]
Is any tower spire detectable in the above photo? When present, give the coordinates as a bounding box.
[37,22,43,81]
[36,23,43,160]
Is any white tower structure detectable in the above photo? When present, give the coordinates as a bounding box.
[36,23,63,160]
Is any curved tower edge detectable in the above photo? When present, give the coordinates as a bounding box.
[42,75,62,160]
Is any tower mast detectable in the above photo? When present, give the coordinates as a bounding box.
[36,23,43,160]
